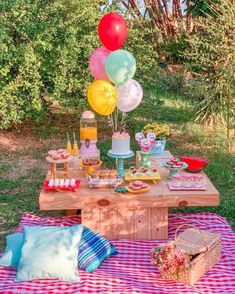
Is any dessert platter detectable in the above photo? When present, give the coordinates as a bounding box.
[81,158,103,171]
[46,149,72,179]
[87,170,123,189]
[168,173,207,191]
[46,149,72,163]
[125,166,161,183]
[126,180,151,194]
[160,157,188,179]
[42,178,80,192]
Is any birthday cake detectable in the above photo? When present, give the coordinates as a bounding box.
[110,132,131,155]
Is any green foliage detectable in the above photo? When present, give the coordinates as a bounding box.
[183,0,235,128]
[156,70,186,94]
[161,36,189,64]
[0,0,102,128]
[124,17,158,84]
[185,0,221,17]
[0,0,157,129]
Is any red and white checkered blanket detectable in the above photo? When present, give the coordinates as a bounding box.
[0,212,235,294]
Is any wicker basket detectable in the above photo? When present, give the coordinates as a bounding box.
[151,224,221,285]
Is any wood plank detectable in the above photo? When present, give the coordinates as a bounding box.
[150,207,168,239]
[100,208,118,240]
[81,208,101,233]
[117,208,134,239]
[133,208,150,239]
[39,184,220,211]
[66,209,78,216]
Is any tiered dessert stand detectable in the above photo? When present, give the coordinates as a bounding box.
[107,151,134,178]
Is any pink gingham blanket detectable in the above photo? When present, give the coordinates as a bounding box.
[0,212,235,294]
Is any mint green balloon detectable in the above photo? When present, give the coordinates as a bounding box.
[105,49,136,85]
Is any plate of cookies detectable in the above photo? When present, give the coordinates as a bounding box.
[88,170,123,189]
[125,166,161,183]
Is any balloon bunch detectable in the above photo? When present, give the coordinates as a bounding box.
[135,132,156,153]
[87,12,143,121]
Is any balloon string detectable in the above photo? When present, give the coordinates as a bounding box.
[108,114,114,133]
[121,112,127,133]
[115,108,118,133]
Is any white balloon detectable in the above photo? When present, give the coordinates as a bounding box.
[116,79,143,112]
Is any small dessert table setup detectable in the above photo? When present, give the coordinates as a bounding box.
[1,12,235,294]
[39,113,220,241]
[36,10,226,291]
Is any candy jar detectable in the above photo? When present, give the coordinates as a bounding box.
[182,174,193,188]
[193,174,204,188]
[172,174,181,188]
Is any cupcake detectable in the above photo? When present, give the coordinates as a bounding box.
[54,179,59,187]
[70,179,76,187]
[59,179,65,187]
[64,179,70,187]
[139,166,148,176]
[99,171,108,179]
[129,166,137,177]
[91,171,100,179]
[48,179,54,187]
[109,170,117,179]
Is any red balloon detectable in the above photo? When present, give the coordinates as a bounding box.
[98,13,127,51]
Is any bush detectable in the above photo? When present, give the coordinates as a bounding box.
[0,1,157,129]
[156,69,186,94]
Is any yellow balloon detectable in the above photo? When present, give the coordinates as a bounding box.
[87,80,117,116]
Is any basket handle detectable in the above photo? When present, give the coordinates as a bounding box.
[174,224,207,249]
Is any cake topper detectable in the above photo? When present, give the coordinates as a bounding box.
[135,132,155,152]
[135,132,145,142]
[146,132,156,142]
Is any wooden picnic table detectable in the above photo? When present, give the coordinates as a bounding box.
[39,151,220,240]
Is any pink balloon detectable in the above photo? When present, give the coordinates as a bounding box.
[89,47,111,80]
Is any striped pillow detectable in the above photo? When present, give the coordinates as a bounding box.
[78,226,118,272]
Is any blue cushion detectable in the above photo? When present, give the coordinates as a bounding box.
[0,233,23,268]
[0,225,118,274]
[78,226,118,272]
[15,225,83,283]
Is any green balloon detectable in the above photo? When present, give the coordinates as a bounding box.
[105,49,136,85]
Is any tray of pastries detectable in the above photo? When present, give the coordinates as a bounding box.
[125,166,161,183]
[42,178,80,192]
[46,149,72,163]
[88,170,123,189]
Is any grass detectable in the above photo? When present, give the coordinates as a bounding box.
[0,85,234,250]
